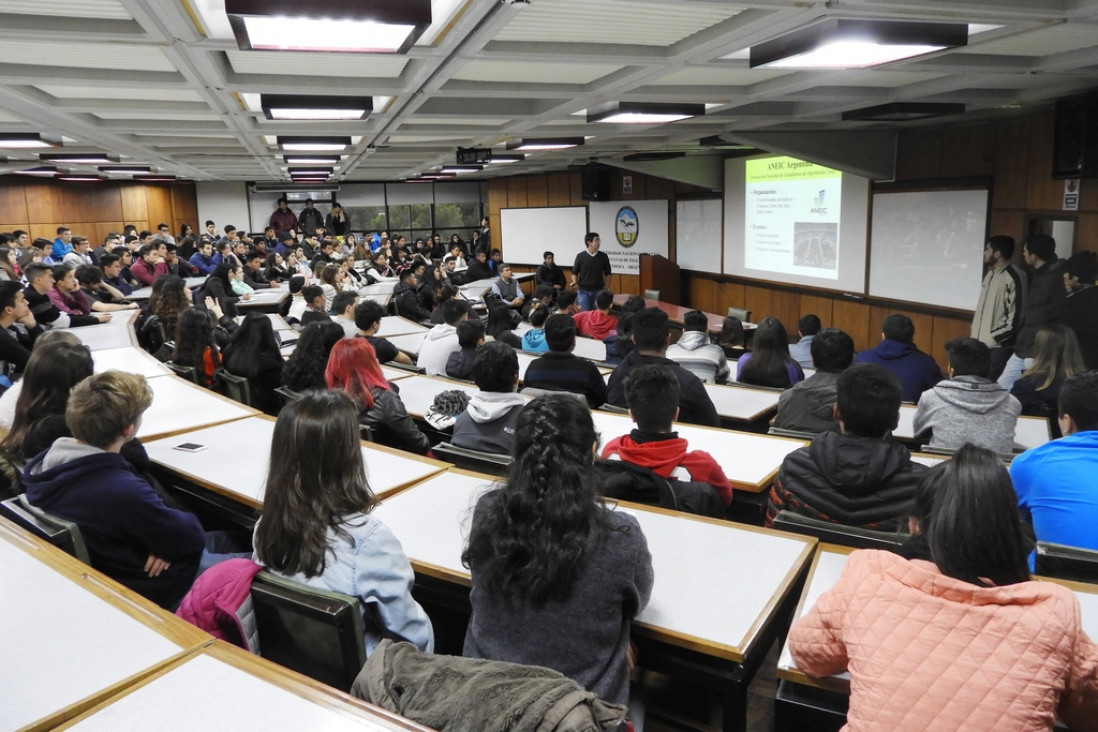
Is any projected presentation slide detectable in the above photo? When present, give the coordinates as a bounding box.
[744,156,843,279]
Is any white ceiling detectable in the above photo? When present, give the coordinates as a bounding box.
[0,0,1095,183]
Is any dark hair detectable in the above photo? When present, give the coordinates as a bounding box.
[441,298,468,326]
[148,276,190,340]
[836,364,902,438]
[172,308,220,384]
[798,314,821,336]
[254,390,374,577]
[532,284,554,303]
[399,268,416,283]
[1024,233,1056,262]
[74,264,103,286]
[330,290,357,315]
[0,342,93,462]
[244,252,262,265]
[98,253,121,270]
[739,316,797,388]
[986,235,1015,260]
[486,301,517,339]
[556,289,577,310]
[543,250,554,259]
[544,313,577,352]
[1059,370,1098,432]
[50,264,71,283]
[1065,250,1098,283]
[281,321,346,392]
[945,337,991,378]
[472,340,518,393]
[456,318,486,349]
[719,316,745,347]
[528,301,550,328]
[211,263,235,293]
[620,295,645,315]
[24,262,52,285]
[0,280,22,311]
[302,284,325,304]
[584,232,599,245]
[222,312,282,381]
[882,314,915,344]
[683,309,708,332]
[625,365,679,432]
[926,444,1030,587]
[810,328,854,372]
[353,300,386,332]
[631,307,670,352]
[594,289,614,310]
[461,395,610,605]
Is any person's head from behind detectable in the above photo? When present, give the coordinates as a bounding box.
[594,289,614,311]
[456,318,486,350]
[302,284,325,309]
[3,341,94,459]
[528,301,550,329]
[544,313,576,353]
[719,316,744,347]
[881,314,915,344]
[1064,250,1098,290]
[472,340,518,393]
[173,307,216,367]
[324,338,387,409]
[441,298,469,327]
[798,314,821,338]
[752,316,791,356]
[256,390,374,577]
[835,364,902,438]
[620,295,645,315]
[66,371,152,450]
[632,307,670,354]
[330,290,357,317]
[1028,324,1084,389]
[683,309,708,333]
[925,444,1029,587]
[944,337,990,378]
[810,328,854,373]
[555,289,577,312]
[625,365,679,433]
[1059,370,1098,435]
[353,299,386,334]
[1023,233,1056,265]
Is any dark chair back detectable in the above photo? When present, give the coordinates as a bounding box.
[431,441,511,476]
[218,370,254,407]
[166,361,202,385]
[772,510,905,550]
[1035,541,1098,583]
[0,495,91,563]
[250,571,366,691]
[274,385,305,405]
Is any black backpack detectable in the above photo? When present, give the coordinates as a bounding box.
[594,459,725,519]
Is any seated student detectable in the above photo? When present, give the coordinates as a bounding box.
[364,251,398,283]
[554,288,581,317]
[534,250,567,291]
[602,364,732,507]
[520,302,550,353]
[329,290,359,338]
[325,339,430,455]
[100,252,136,296]
[452,341,526,454]
[171,308,224,389]
[0,280,42,383]
[765,364,927,530]
[1011,324,1085,430]
[0,330,81,434]
[788,314,820,369]
[352,300,412,366]
[188,240,218,275]
[23,263,108,328]
[298,284,331,327]
[736,316,805,388]
[665,309,730,384]
[485,300,522,350]
[521,284,555,322]
[490,263,525,310]
[462,395,653,709]
[717,315,748,361]
[606,295,646,365]
[1010,370,1098,559]
[74,264,136,312]
[855,313,942,403]
[572,289,618,341]
[242,253,272,290]
[229,263,255,299]
[199,263,244,319]
[393,268,432,322]
[131,243,169,287]
[446,318,485,381]
[773,327,855,434]
[430,283,461,324]
[281,321,345,393]
[417,299,468,376]
[284,275,307,325]
[221,312,285,415]
[253,390,434,656]
[606,307,719,427]
[913,337,1022,454]
[466,249,494,282]
[22,372,208,609]
[1062,249,1098,369]
[789,445,1098,730]
[524,314,607,408]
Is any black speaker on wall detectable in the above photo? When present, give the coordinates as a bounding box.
[581,169,611,200]
[1053,93,1098,179]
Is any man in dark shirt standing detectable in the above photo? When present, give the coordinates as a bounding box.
[571,232,612,311]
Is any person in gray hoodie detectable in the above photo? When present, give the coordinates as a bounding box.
[665,309,730,383]
[416,299,469,376]
[452,341,525,454]
[913,337,1021,454]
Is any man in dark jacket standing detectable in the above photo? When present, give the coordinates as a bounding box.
[298,198,325,237]
[998,233,1066,390]
[571,232,612,311]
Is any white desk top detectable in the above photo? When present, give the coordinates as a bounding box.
[137,375,258,441]
[895,403,1050,450]
[234,312,293,332]
[361,292,392,307]
[70,314,138,351]
[387,331,428,358]
[382,365,417,382]
[92,346,173,379]
[126,277,206,300]
[0,525,194,731]
[590,410,806,493]
[703,383,781,422]
[63,648,425,731]
[359,282,397,296]
[372,472,815,660]
[571,336,607,362]
[237,288,289,308]
[376,316,429,338]
[144,416,447,506]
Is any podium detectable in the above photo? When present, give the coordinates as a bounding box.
[639,253,681,304]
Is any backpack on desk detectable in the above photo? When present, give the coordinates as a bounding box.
[594,459,724,519]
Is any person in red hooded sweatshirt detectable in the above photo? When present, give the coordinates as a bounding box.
[601,364,731,507]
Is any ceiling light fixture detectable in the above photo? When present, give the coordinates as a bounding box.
[587,102,705,124]
[488,153,524,164]
[750,18,967,69]
[57,174,104,182]
[41,153,120,164]
[98,165,153,175]
[439,165,482,175]
[15,166,59,177]
[277,136,351,152]
[622,151,687,162]
[261,94,372,120]
[288,168,334,177]
[506,137,584,152]
[226,0,432,54]
[283,155,341,166]
[0,133,62,149]
[842,102,966,121]
[134,175,179,181]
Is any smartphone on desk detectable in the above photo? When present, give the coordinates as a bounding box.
[173,443,208,452]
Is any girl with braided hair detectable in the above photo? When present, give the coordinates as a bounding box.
[461,395,654,708]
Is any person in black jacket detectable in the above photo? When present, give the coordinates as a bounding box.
[571,233,612,312]
[466,250,494,282]
[523,314,606,407]
[0,281,42,382]
[1061,250,1098,369]
[446,319,485,381]
[393,269,431,322]
[23,263,106,329]
[535,251,567,291]
[605,307,718,427]
[999,234,1066,390]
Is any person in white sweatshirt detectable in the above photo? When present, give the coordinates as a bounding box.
[415,299,469,376]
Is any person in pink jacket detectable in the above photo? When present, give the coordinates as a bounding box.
[789,444,1098,731]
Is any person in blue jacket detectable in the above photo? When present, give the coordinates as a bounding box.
[854,313,942,403]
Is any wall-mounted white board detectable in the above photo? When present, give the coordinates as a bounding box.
[676,198,723,273]
[499,206,588,266]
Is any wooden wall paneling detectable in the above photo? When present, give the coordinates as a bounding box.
[832,299,872,353]
[506,177,527,209]
[60,184,122,224]
[546,173,571,206]
[0,183,28,223]
[144,186,174,231]
[743,284,774,324]
[929,316,971,373]
[93,222,125,244]
[0,222,30,236]
[525,175,548,208]
[902,310,936,356]
[1075,214,1098,254]
[486,180,508,218]
[688,277,719,313]
[619,274,639,295]
[766,289,802,337]
[33,223,66,246]
[991,117,1031,211]
[895,129,944,181]
[120,185,147,224]
[170,184,198,222]
[647,175,674,201]
[568,173,586,206]
[717,281,745,317]
[1079,177,1098,213]
[941,123,994,178]
[24,183,61,224]
[988,209,1025,244]
[799,294,834,329]
[1024,111,1062,212]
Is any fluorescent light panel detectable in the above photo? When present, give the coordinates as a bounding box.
[0,133,62,149]
[283,155,341,165]
[439,165,482,174]
[277,136,351,152]
[57,175,104,182]
[506,137,584,152]
[41,153,120,164]
[587,102,705,125]
[15,166,59,176]
[488,153,524,164]
[261,94,371,121]
[750,19,967,70]
[226,0,432,54]
[99,165,153,174]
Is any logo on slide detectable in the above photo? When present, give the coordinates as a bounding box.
[615,206,638,247]
[810,189,828,214]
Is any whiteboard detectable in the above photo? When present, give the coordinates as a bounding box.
[500,206,588,266]
[868,187,988,311]
[677,198,722,272]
